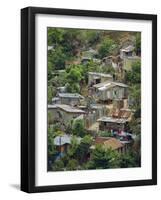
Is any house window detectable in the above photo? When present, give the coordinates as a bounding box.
[113,90,118,98]
[96,78,101,84]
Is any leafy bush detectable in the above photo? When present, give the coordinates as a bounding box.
[72,119,86,137]
[98,37,116,58]
[99,131,113,137]
[66,159,79,170]
[52,160,64,171]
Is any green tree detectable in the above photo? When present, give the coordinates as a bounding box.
[47,85,53,104]
[66,66,83,83]
[85,30,100,46]
[62,29,83,56]
[65,65,83,93]
[52,160,64,171]
[125,61,141,114]
[67,136,79,158]
[48,28,64,46]
[135,32,141,55]
[132,135,141,166]
[47,124,58,170]
[125,61,141,85]
[76,135,93,164]
[48,60,53,81]
[119,150,140,168]
[66,159,79,170]
[128,117,141,135]
[49,46,66,70]
[89,145,120,169]
[98,37,116,58]
[129,84,141,111]
[72,119,86,137]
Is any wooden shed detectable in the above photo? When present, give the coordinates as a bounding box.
[93,81,128,102]
[88,72,113,86]
[97,116,128,132]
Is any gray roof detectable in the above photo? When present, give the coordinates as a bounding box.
[82,57,92,60]
[52,97,60,101]
[120,45,135,52]
[48,104,58,109]
[54,135,82,146]
[93,81,128,89]
[58,93,84,99]
[93,81,113,89]
[48,104,86,114]
[114,82,129,88]
[91,104,106,109]
[97,116,128,124]
[54,134,71,146]
[88,72,112,78]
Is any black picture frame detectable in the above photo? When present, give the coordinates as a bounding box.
[21,6,157,193]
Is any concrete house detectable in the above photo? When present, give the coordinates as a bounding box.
[56,93,84,106]
[88,72,113,86]
[93,81,128,102]
[48,104,86,124]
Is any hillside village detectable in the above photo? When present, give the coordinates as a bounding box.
[47,28,141,171]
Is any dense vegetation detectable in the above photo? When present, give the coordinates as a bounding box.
[47,28,141,171]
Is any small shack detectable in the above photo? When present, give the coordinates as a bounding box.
[54,134,71,154]
[88,72,113,86]
[57,93,84,106]
[97,116,128,132]
[54,135,82,158]
[120,45,135,59]
[48,104,86,124]
[93,81,128,102]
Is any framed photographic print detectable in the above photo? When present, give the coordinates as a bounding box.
[21,7,157,193]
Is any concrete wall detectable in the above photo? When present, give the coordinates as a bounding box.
[48,108,82,125]
[60,97,80,106]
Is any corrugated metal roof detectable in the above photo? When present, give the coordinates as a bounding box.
[93,81,128,89]
[97,116,128,124]
[58,93,84,99]
[93,137,123,150]
[112,109,132,119]
[120,45,134,52]
[93,81,113,89]
[88,72,112,78]
[114,82,128,88]
[54,134,71,146]
[104,138,123,150]
[48,104,86,114]
[54,135,82,146]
